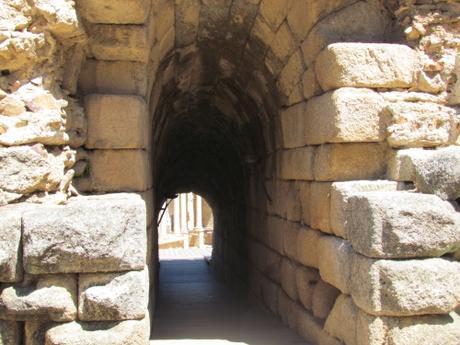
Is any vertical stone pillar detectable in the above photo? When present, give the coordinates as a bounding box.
[196,195,205,248]
[180,194,189,248]
[187,193,195,231]
[196,195,203,229]
[173,197,180,234]
[180,194,187,233]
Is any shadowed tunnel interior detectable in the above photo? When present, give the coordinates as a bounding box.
[152,74,278,285]
[149,35,284,341]
[150,1,283,287]
[141,1,399,343]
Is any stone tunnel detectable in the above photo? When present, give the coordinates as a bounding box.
[0,0,460,344]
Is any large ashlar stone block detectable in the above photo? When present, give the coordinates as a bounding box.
[316,43,417,91]
[278,147,315,180]
[23,194,146,274]
[78,60,149,96]
[44,317,149,345]
[305,88,386,145]
[77,0,150,24]
[387,146,460,200]
[79,267,148,321]
[0,206,25,282]
[346,191,460,258]
[318,236,353,294]
[316,43,418,90]
[351,255,460,316]
[88,24,151,62]
[0,275,77,321]
[85,94,148,149]
[330,180,398,238]
[312,279,340,319]
[326,295,460,345]
[296,227,324,268]
[386,148,428,181]
[310,182,332,233]
[0,320,20,345]
[296,266,320,311]
[82,150,151,192]
[413,146,460,200]
[314,143,386,181]
[280,258,298,302]
[280,102,308,148]
[387,102,458,148]
[356,311,460,345]
[324,294,358,345]
[301,0,390,66]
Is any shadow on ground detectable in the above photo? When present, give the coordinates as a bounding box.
[151,256,308,345]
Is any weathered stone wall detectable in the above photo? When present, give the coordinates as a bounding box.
[0,0,459,344]
[244,1,460,344]
[247,41,460,345]
[0,0,88,206]
[394,0,460,104]
[0,193,150,344]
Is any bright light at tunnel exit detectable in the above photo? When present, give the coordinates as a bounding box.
[158,192,214,253]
